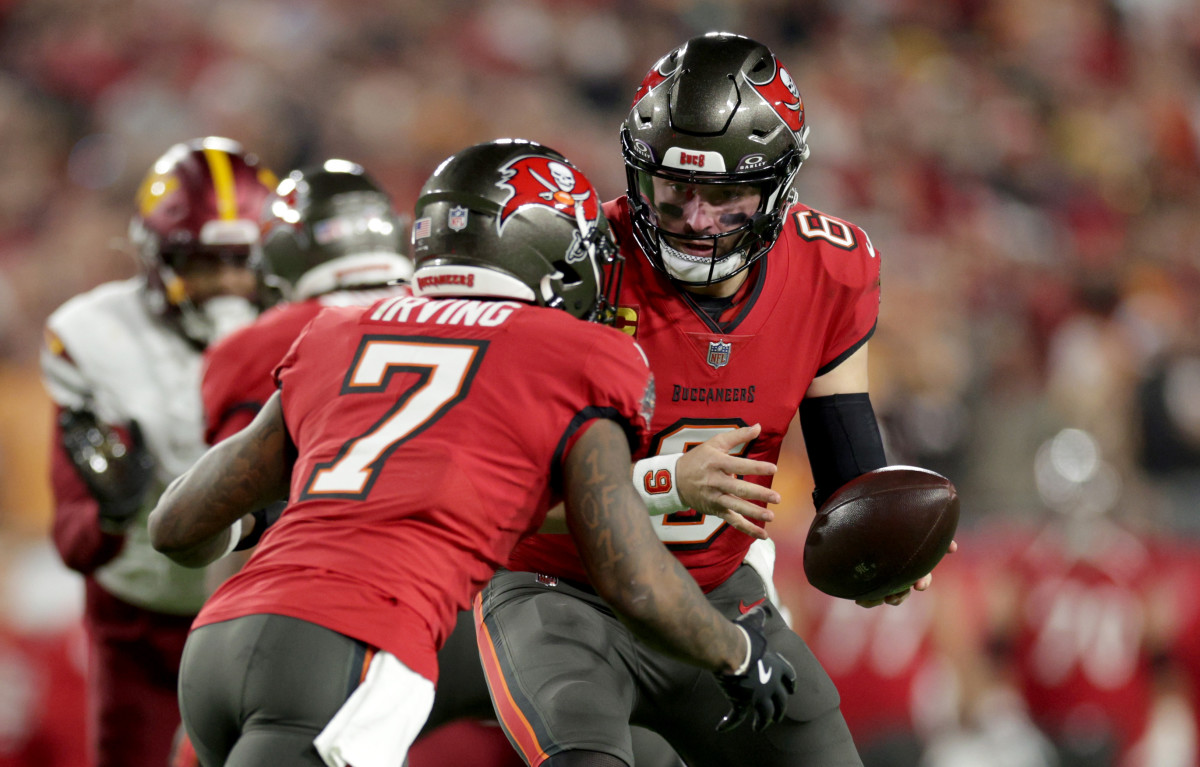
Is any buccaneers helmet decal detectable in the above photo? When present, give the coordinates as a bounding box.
[631,49,682,107]
[411,139,622,322]
[745,57,804,134]
[495,155,599,235]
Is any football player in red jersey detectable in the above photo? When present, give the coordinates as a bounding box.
[983,430,1170,767]
[39,137,275,767]
[479,33,954,767]
[147,140,797,767]
[198,159,525,767]
[202,158,413,446]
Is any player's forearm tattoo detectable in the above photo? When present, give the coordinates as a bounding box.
[191,417,287,522]
[566,421,745,673]
[575,447,627,569]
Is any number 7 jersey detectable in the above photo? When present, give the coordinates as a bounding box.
[193,295,655,683]
[507,196,881,592]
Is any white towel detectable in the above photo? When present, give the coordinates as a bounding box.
[314,650,436,767]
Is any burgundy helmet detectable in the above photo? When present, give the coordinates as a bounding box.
[129,137,277,343]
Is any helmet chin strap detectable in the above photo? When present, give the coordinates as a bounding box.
[659,239,745,284]
[539,272,565,310]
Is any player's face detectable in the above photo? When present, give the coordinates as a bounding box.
[174,248,257,303]
[645,176,762,259]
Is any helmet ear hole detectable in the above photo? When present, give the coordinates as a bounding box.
[551,260,583,287]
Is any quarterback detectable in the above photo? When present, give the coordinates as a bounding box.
[479,33,951,767]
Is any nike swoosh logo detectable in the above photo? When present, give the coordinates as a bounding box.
[757,659,772,684]
[738,598,766,614]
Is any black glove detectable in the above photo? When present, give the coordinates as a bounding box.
[59,409,156,531]
[232,501,286,551]
[715,604,797,732]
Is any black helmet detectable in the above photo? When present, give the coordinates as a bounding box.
[620,32,810,286]
[259,159,412,300]
[411,139,622,322]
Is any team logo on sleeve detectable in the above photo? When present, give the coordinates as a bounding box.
[707,340,731,369]
[495,155,599,233]
[744,57,804,134]
[640,372,657,425]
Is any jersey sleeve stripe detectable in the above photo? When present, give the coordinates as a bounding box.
[550,406,639,496]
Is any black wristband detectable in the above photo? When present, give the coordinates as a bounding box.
[232,501,286,551]
[799,393,887,509]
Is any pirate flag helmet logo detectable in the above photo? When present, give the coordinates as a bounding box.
[495,155,600,246]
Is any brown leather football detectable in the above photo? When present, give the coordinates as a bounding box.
[803,466,959,602]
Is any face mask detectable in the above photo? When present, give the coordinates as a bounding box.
[660,240,745,284]
[180,295,259,346]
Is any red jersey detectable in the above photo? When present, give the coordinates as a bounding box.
[1153,538,1200,748]
[201,287,409,444]
[1002,521,1159,760]
[0,623,87,767]
[508,196,880,590]
[194,295,654,682]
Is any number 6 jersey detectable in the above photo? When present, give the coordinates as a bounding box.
[507,195,881,592]
[192,295,654,684]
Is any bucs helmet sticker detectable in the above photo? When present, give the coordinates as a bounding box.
[448,205,469,231]
[265,183,304,236]
[495,155,599,235]
[744,57,804,134]
[631,50,682,107]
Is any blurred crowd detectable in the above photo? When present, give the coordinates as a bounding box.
[1,0,1199,765]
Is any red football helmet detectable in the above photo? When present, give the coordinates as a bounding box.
[129,137,277,345]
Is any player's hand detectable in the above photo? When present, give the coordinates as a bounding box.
[60,409,156,531]
[677,424,778,540]
[856,539,959,608]
[715,604,796,732]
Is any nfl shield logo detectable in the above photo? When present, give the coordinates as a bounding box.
[448,205,469,231]
[707,340,731,369]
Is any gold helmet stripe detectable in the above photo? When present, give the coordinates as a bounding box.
[203,147,239,220]
[44,327,66,357]
[135,172,178,219]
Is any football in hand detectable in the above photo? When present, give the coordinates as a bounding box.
[803,466,959,602]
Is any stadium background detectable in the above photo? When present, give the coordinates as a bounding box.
[0,0,1198,764]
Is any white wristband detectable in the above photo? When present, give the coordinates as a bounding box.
[732,625,753,676]
[221,517,244,559]
[633,453,686,516]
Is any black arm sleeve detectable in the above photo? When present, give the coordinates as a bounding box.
[799,393,887,509]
